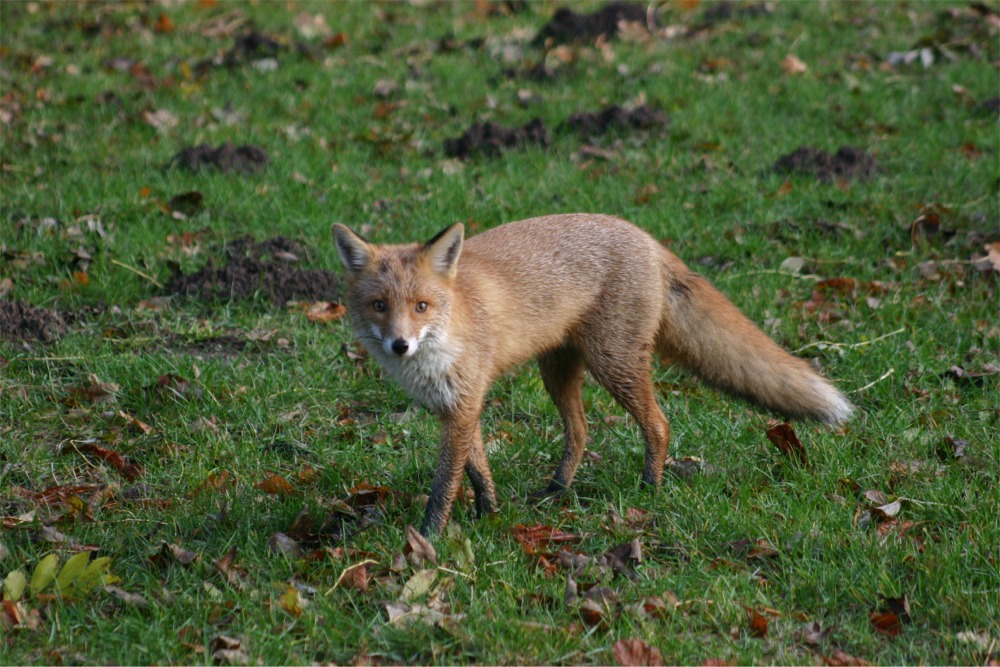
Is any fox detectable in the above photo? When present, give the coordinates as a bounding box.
[332,214,853,536]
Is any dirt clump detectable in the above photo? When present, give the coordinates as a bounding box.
[975,96,999,117]
[532,2,652,46]
[772,146,879,182]
[166,236,340,305]
[564,104,667,136]
[168,143,269,175]
[444,119,550,159]
[699,1,774,26]
[193,29,286,75]
[502,62,559,82]
[0,300,66,343]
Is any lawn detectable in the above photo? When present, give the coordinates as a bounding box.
[1,1,998,664]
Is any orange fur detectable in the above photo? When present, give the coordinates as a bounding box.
[333,214,852,535]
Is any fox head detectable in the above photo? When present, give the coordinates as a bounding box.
[332,223,464,359]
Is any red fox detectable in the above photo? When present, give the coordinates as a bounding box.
[333,214,852,536]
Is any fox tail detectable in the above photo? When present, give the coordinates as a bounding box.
[657,267,853,425]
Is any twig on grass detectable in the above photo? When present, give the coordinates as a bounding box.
[110,259,164,288]
[850,368,894,394]
[325,559,379,596]
[795,327,907,354]
[718,269,821,282]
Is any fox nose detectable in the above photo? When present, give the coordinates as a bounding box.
[390,338,410,356]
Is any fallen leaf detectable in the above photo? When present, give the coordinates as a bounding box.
[400,569,438,603]
[796,621,832,646]
[3,570,27,602]
[511,523,581,554]
[612,637,665,666]
[65,374,119,406]
[822,650,872,666]
[781,54,809,74]
[213,546,246,590]
[277,584,306,616]
[152,541,200,567]
[118,410,154,435]
[104,585,149,607]
[76,443,144,481]
[210,635,248,666]
[984,242,1000,272]
[1,600,26,630]
[869,611,903,636]
[254,473,295,495]
[154,13,174,33]
[267,533,301,558]
[303,301,347,323]
[142,107,179,132]
[29,554,60,596]
[346,483,388,508]
[336,561,372,593]
[746,606,769,638]
[405,525,438,566]
[765,420,807,465]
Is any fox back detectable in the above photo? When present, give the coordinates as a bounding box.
[333,214,852,535]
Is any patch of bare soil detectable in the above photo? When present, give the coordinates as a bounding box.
[167,143,269,175]
[165,236,340,305]
[192,29,288,75]
[0,300,65,342]
[975,96,999,116]
[443,119,550,159]
[564,104,667,136]
[699,1,775,26]
[532,2,652,46]
[772,146,879,182]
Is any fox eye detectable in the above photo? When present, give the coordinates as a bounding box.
[415,301,428,313]
[372,300,387,313]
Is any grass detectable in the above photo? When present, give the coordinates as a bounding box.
[1,1,998,664]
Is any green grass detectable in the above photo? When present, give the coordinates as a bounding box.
[2,1,998,664]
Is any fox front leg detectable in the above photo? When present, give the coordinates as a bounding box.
[420,411,486,535]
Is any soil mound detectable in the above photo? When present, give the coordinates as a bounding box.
[773,146,879,182]
[168,144,269,175]
[564,104,667,136]
[166,237,340,305]
[532,2,651,46]
[444,119,550,159]
[0,300,65,342]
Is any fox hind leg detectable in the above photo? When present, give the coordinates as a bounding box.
[534,346,590,498]
[583,349,671,488]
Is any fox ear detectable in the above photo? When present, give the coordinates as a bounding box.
[332,223,373,277]
[421,223,464,279]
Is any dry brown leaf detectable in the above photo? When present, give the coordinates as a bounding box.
[746,606,769,638]
[76,443,144,481]
[781,54,809,74]
[152,541,200,567]
[612,637,665,666]
[984,242,1000,272]
[303,301,347,323]
[267,533,301,558]
[405,525,438,566]
[869,611,903,636]
[254,473,295,496]
[511,523,581,554]
[765,420,807,465]
[213,546,246,590]
[118,410,154,435]
[822,650,872,666]
[336,561,374,593]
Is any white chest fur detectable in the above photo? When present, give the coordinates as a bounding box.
[368,332,460,413]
